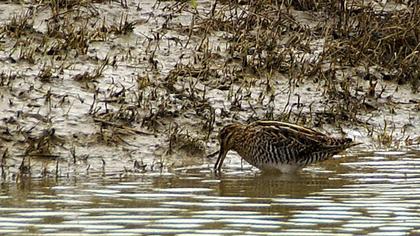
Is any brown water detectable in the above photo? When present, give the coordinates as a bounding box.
[0,150,419,235]
[1,1,419,234]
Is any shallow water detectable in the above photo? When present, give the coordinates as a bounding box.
[0,150,419,235]
[0,1,419,234]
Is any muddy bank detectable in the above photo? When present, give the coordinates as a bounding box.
[0,0,419,180]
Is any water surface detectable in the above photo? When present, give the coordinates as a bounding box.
[1,150,419,235]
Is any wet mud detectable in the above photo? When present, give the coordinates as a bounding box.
[0,0,419,179]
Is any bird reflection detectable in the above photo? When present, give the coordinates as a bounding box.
[214,170,349,198]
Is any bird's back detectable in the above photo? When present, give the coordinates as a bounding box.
[233,121,356,172]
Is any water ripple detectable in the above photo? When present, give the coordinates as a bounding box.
[0,150,419,235]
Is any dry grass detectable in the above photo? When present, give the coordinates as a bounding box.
[0,0,418,178]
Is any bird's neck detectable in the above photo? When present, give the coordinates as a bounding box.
[230,127,252,152]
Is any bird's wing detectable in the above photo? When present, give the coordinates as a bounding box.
[252,120,327,138]
[254,121,352,156]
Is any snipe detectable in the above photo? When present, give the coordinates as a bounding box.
[214,121,359,173]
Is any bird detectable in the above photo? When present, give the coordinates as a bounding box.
[214,121,360,173]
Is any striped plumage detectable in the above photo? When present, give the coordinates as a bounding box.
[214,121,359,173]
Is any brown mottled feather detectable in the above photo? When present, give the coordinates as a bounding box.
[215,121,359,173]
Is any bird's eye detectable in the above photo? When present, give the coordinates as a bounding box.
[220,125,235,144]
[219,128,228,140]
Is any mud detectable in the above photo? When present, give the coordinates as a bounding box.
[0,0,419,179]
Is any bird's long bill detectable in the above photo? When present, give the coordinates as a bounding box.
[214,148,228,172]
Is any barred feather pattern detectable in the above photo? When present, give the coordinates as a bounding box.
[215,121,357,173]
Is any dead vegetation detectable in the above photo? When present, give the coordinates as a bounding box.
[0,0,418,179]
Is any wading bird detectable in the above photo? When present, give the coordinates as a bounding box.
[214,121,359,173]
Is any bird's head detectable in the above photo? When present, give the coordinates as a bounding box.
[215,123,244,171]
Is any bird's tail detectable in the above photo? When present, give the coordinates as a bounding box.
[326,138,361,152]
[342,138,362,148]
